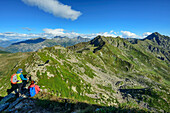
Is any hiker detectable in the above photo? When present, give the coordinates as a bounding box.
[16,68,28,96]
[28,81,40,97]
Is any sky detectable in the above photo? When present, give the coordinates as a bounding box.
[0,0,170,41]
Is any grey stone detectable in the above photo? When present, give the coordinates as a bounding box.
[15,101,24,109]
[0,93,15,104]
[95,108,100,111]
[4,97,24,112]
[0,102,9,112]
[28,110,33,113]
[44,89,48,93]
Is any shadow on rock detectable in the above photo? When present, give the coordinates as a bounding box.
[0,93,149,113]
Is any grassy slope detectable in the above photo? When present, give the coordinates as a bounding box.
[0,36,169,112]
[25,37,169,111]
[0,52,31,96]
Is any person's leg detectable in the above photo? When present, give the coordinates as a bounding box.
[17,83,23,96]
[22,81,26,89]
[7,83,18,94]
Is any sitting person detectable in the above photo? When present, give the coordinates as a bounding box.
[28,81,40,97]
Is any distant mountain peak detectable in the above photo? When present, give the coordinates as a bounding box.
[11,38,47,45]
[90,35,105,52]
[151,32,161,37]
[0,40,13,48]
[143,32,162,41]
[153,32,162,35]
[74,36,83,40]
[31,37,47,40]
[54,36,69,39]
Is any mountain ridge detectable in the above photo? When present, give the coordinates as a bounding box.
[0,32,169,112]
[4,36,91,53]
[0,40,13,48]
[11,37,47,45]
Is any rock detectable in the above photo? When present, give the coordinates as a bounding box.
[115,81,123,86]
[14,110,19,113]
[72,86,77,93]
[103,94,109,99]
[0,93,15,104]
[47,72,54,77]
[0,103,9,112]
[15,101,24,109]
[125,78,130,82]
[95,108,100,111]
[28,110,33,113]
[8,108,16,112]
[4,97,24,112]
[44,89,48,93]
[127,94,132,98]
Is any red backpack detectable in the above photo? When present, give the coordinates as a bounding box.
[11,74,18,84]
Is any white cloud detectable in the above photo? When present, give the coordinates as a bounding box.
[22,27,32,31]
[121,31,139,38]
[121,31,152,39]
[43,28,65,35]
[22,0,82,20]
[0,29,153,41]
[110,30,114,33]
[43,28,116,38]
[142,32,152,37]
[0,32,47,41]
[0,29,117,41]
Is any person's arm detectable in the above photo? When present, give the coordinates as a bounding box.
[20,74,27,80]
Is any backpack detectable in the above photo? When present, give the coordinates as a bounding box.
[11,74,18,84]
[30,86,36,97]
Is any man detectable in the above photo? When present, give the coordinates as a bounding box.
[28,81,40,97]
[16,68,28,97]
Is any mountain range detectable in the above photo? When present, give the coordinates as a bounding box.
[126,32,170,65]
[1,36,90,53]
[0,32,169,112]
[0,40,14,48]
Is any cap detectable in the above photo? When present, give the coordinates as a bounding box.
[18,68,23,72]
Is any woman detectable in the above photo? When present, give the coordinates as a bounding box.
[28,81,40,97]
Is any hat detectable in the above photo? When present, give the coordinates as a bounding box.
[18,68,23,72]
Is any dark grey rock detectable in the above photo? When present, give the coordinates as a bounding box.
[0,102,9,112]
[0,93,15,104]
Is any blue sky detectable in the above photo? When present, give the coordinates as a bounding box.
[0,0,170,40]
